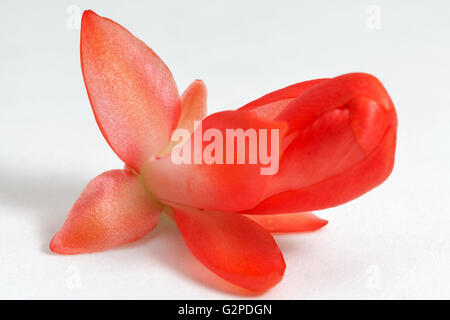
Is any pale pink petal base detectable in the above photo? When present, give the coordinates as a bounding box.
[50,170,163,254]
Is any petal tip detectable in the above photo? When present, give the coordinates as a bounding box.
[318,218,329,228]
[81,9,99,25]
[49,232,81,255]
[82,9,98,18]
[49,233,65,254]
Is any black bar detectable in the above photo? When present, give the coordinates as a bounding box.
[0,300,445,318]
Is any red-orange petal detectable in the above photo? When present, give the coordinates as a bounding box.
[276,73,397,134]
[142,110,288,212]
[173,206,285,292]
[244,127,396,214]
[242,73,397,214]
[50,170,162,254]
[245,212,328,233]
[239,79,327,119]
[266,101,367,196]
[81,10,181,171]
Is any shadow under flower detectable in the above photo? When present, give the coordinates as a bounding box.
[143,214,263,297]
[0,167,89,253]
[0,167,266,295]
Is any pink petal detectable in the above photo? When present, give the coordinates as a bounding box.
[50,170,162,254]
[177,79,207,133]
[163,80,207,154]
[81,10,181,171]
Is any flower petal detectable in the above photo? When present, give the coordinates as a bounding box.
[242,73,397,214]
[142,110,288,212]
[177,79,208,132]
[81,10,181,171]
[244,127,396,214]
[163,80,207,154]
[172,206,285,292]
[50,170,162,254]
[266,101,368,196]
[277,73,397,134]
[245,213,328,233]
[239,79,327,119]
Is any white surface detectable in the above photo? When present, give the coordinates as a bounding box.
[1,0,450,299]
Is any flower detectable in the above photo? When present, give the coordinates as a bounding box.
[50,10,397,293]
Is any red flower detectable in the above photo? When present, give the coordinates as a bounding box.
[50,10,397,293]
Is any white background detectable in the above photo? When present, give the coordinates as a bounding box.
[1,0,449,299]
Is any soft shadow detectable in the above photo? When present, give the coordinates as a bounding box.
[0,167,89,252]
[0,167,289,295]
[147,214,262,297]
